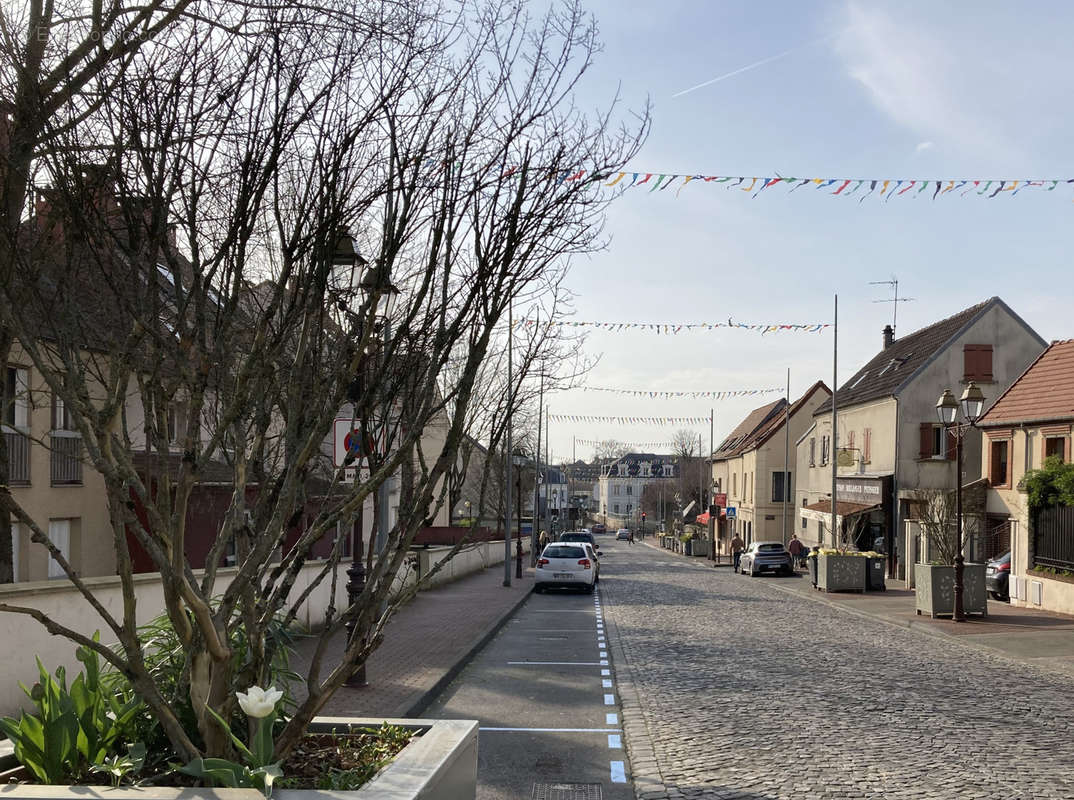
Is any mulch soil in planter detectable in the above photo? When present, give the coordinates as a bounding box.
[278,727,417,790]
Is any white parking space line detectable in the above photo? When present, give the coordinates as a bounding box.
[507,661,606,666]
[608,734,622,749]
[606,713,618,725]
[479,727,624,733]
[610,761,627,783]
[603,694,615,705]
[602,679,613,688]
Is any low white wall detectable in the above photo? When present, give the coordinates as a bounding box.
[0,539,519,718]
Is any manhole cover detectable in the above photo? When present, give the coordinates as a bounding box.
[532,783,603,800]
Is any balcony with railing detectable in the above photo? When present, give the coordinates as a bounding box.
[50,431,83,485]
[4,429,30,485]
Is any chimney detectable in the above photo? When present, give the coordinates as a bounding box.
[882,324,894,350]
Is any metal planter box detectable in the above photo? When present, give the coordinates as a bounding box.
[816,553,867,593]
[0,717,478,800]
[914,563,988,618]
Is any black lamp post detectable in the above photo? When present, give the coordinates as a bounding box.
[936,381,986,623]
[335,231,401,687]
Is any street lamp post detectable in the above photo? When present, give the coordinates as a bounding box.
[936,381,986,623]
[335,231,401,688]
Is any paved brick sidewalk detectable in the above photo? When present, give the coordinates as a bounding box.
[291,563,533,719]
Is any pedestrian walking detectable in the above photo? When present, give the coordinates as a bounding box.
[730,533,744,573]
[787,534,805,568]
[628,529,635,545]
[538,529,549,552]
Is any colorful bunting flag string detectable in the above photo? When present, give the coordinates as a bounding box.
[591,174,1074,201]
[574,439,679,448]
[549,415,710,425]
[513,319,829,334]
[579,386,780,399]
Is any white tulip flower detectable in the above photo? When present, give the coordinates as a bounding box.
[236,685,284,719]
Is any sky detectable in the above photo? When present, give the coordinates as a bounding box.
[542,0,1074,464]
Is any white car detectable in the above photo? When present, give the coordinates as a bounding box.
[535,543,597,593]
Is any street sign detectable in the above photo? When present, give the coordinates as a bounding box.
[713,492,727,507]
[725,506,737,519]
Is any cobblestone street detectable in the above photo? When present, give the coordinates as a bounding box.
[602,544,1074,800]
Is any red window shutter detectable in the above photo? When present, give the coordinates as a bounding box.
[946,428,957,460]
[863,428,872,462]
[980,345,993,381]
[919,423,933,459]
[964,345,979,381]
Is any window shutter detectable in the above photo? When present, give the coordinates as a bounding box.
[946,428,957,460]
[863,428,872,462]
[919,423,933,459]
[980,345,993,381]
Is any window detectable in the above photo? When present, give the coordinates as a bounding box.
[990,440,1010,486]
[52,393,75,431]
[626,504,632,515]
[613,485,620,496]
[964,344,994,382]
[821,435,830,465]
[863,428,872,463]
[47,519,71,579]
[1045,437,1066,462]
[732,473,737,497]
[626,485,633,496]
[771,471,791,503]
[4,367,29,428]
[919,423,954,460]
[809,438,816,467]
[801,516,807,530]
[613,503,620,514]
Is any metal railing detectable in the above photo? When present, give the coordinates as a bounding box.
[4,429,30,485]
[1033,506,1074,571]
[50,432,83,485]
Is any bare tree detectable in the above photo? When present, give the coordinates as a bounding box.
[593,439,628,461]
[910,488,958,564]
[671,428,698,458]
[0,0,646,768]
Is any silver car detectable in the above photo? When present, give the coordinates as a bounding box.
[739,541,794,577]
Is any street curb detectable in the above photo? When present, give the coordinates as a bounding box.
[761,574,1074,679]
[396,577,535,718]
[601,581,669,800]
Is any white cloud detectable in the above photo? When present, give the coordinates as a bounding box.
[914,141,934,155]
[834,3,1018,165]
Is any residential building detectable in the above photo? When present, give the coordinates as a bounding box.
[798,298,1046,582]
[598,453,676,529]
[977,340,1074,614]
[710,382,831,549]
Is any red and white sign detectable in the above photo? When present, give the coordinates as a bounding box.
[334,418,375,466]
[713,492,727,507]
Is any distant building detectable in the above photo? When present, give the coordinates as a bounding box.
[597,453,677,528]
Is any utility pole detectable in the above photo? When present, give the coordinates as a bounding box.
[504,303,513,587]
[532,320,543,566]
[782,367,790,545]
[709,409,715,561]
[831,295,838,549]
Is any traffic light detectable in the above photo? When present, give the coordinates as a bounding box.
[641,512,646,522]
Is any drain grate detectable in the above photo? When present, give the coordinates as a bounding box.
[532,783,603,800]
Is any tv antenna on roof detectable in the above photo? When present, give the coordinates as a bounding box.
[869,277,915,335]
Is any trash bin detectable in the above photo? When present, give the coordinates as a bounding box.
[866,556,886,591]
[807,554,818,588]
[684,539,694,556]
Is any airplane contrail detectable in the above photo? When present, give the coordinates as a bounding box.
[670,34,835,99]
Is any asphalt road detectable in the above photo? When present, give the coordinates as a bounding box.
[426,535,632,800]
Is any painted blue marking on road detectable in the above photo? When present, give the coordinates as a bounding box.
[610,761,627,783]
[600,659,608,665]
[599,651,608,658]
[608,734,622,749]
[603,693,615,705]
[601,669,610,676]
[606,713,618,725]
[602,679,613,688]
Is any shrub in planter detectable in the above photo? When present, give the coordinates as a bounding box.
[815,550,868,593]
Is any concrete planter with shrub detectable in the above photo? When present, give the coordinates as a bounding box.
[0,717,478,800]
[816,553,867,593]
[914,564,988,618]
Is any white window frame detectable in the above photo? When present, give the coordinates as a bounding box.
[47,519,71,579]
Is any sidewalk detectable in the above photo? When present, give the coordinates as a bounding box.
[647,538,1074,677]
[291,562,533,719]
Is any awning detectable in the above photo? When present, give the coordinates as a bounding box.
[800,499,879,525]
[695,512,710,525]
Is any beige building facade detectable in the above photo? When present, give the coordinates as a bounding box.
[798,298,1046,582]
[711,382,830,549]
